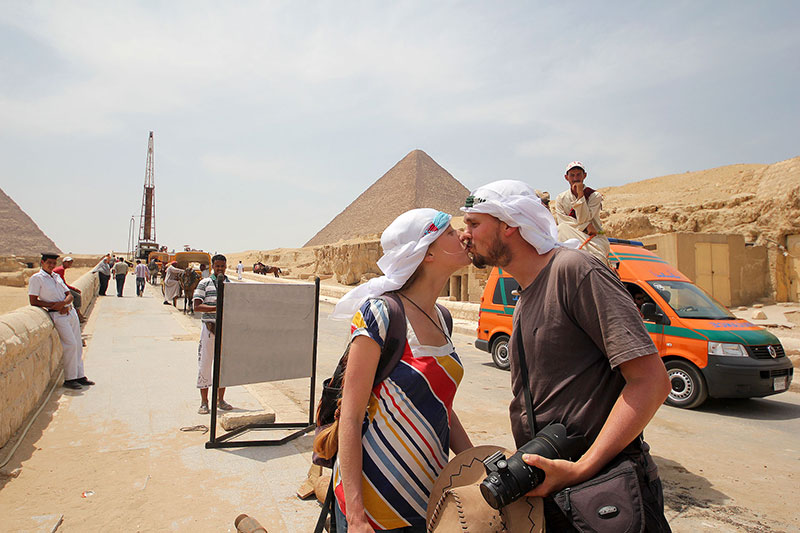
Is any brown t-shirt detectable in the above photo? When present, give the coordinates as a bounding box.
[509,248,656,448]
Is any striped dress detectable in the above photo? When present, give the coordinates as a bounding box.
[333,298,464,530]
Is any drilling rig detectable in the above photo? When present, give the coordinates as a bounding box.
[135,131,159,259]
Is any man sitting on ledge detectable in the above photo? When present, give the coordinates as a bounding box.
[28,252,95,390]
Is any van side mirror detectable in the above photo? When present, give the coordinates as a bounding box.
[640,302,666,324]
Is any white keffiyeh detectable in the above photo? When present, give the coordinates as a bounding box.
[461,180,580,254]
[331,209,451,320]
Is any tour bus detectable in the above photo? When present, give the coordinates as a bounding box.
[475,240,794,408]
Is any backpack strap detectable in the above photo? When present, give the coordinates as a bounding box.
[373,292,407,386]
[435,303,453,337]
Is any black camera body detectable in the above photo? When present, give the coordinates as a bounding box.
[480,423,587,509]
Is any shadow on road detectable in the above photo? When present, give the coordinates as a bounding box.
[693,396,800,421]
[654,455,729,513]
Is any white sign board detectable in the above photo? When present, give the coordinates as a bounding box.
[218,281,317,388]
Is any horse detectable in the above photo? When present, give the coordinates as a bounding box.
[253,262,282,277]
[179,268,202,314]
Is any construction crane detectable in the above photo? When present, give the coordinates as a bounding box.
[136,131,159,259]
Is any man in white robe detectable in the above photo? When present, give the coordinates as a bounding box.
[555,161,611,267]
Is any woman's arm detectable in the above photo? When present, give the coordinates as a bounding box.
[337,335,381,532]
[448,410,473,455]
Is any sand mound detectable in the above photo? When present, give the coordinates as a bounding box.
[0,187,60,256]
[304,149,469,247]
[599,156,800,244]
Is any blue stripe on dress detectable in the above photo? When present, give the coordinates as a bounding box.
[361,449,422,520]
[363,429,429,511]
[368,416,430,494]
[387,361,452,450]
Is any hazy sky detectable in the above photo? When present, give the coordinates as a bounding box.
[2,1,798,254]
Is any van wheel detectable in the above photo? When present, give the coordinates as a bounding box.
[664,360,707,409]
[491,335,511,370]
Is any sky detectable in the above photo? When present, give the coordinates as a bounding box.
[1,1,798,255]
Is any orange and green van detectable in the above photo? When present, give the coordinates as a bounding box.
[475,240,794,409]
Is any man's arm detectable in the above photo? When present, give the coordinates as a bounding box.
[523,353,669,496]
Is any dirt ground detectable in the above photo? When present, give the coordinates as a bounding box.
[0,267,93,315]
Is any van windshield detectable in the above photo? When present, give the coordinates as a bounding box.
[647,280,735,320]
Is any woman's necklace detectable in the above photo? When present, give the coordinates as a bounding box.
[398,293,451,344]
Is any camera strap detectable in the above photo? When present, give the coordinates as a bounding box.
[514,326,538,436]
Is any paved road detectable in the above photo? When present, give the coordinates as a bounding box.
[277,299,800,532]
[2,279,797,532]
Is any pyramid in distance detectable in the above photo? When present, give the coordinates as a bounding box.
[304,150,471,247]
[0,186,61,256]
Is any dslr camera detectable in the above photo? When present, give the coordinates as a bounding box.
[480,423,587,509]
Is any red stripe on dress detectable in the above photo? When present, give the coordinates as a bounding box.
[402,352,457,411]
[379,381,446,470]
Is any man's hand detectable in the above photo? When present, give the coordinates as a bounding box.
[521,454,588,497]
[50,300,65,311]
[58,307,69,315]
[571,181,585,198]
[585,223,597,236]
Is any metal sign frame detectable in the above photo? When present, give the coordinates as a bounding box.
[206,276,319,448]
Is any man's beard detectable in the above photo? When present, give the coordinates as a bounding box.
[470,235,512,269]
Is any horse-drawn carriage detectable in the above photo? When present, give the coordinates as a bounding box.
[253,261,282,277]
[162,251,211,313]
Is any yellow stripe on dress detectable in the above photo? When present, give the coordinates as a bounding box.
[433,354,464,386]
[361,471,410,529]
[375,399,436,484]
[352,311,367,330]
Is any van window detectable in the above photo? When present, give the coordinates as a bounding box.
[623,282,666,321]
[648,280,735,320]
[493,276,520,307]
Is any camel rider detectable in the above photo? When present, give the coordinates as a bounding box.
[163,261,183,306]
[554,161,612,267]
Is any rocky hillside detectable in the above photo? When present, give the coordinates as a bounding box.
[0,187,60,256]
[599,156,800,245]
[304,149,469,246]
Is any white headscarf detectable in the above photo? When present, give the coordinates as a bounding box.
[461,179,580,254]
[331,209,452,320]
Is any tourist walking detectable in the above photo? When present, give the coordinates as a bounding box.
[193,254,233,414]
[28,253,95,390]
[134,259,149,296]
[113,257,129,297]
[91,255,111,296]
[329,209,473,532]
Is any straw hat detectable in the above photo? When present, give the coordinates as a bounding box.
[426,445,544,533]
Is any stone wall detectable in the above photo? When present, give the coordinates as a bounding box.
[0,271,98,449]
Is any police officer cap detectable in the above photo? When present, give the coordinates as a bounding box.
[41,252,59,261]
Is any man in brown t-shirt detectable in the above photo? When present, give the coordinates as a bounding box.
[461,180,671,531]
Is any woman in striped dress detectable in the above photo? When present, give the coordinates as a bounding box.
[330,209,474,532]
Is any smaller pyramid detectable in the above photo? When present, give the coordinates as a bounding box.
[305,150,470,246]
[0,187,61,256]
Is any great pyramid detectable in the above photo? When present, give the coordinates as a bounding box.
[0,186,61,256]
[304,150,470,246]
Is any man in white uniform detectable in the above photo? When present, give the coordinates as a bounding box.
[554,161,611,267]
[236,260,244,280]
[28,253,95,390]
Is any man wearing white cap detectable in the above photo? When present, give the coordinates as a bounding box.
[461,181,671,532]
[53,256,86,323]
[554,161,611,267]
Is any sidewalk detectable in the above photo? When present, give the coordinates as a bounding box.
[1,279,320,532]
